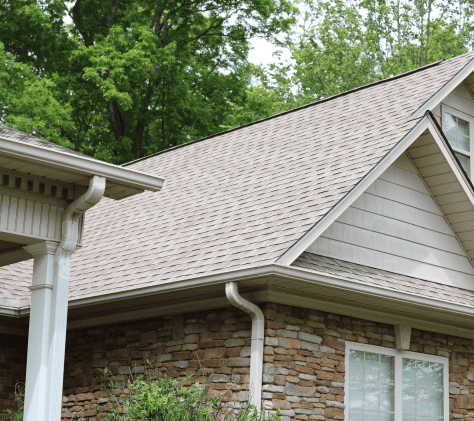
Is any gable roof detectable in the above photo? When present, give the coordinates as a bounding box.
[4,51,474,303]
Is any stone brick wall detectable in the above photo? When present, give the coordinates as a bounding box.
[61,307,253,420]
[260,302,474,421]
[0,334,27,419]
[3,303,474,421]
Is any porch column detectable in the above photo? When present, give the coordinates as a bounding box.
[23,241,59,421]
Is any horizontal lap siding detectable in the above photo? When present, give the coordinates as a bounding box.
[307,154,474,290]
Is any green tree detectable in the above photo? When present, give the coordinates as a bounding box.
[289,0,474,102]
[1,0,296,163]
[0,42,74,147]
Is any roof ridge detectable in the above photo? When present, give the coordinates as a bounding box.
[123,58,445,167]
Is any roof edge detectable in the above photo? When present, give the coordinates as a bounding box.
[0,135,164,196]
[275,114,430,266]
[413,53,474,116]
[123,60,444,167]
[5,263,474,338]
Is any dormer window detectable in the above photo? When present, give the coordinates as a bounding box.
[442,105,473,178]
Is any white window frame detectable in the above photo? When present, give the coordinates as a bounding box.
[441,103,474,178]
[345,341,449,421]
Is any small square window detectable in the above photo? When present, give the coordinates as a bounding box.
[346,342,448,421]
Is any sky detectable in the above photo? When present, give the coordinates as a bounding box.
[248,38,292,67]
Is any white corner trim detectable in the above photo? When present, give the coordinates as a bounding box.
[276,116,431,266]
[413,56,474,116]
[0,136,164,194]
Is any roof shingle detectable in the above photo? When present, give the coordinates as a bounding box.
[4,51,474,303]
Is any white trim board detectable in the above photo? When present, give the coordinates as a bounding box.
[278,114,474,266]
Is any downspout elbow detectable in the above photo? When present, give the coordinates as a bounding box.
[60,175,106,252]
[225,282,264,411]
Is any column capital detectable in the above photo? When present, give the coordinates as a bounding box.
[24,241,59,258]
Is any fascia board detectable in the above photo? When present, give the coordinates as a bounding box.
[5,262,474,327]
[271,264,474,320]
[413,56,474,116]
[0,137,164,194]
[276,116,431,266]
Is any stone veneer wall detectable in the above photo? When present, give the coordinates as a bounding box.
[61,307,253,419]
[0,334,27,419]
[2,304,474,420]
[260,303,474,421]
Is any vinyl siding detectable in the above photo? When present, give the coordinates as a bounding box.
[306,153,474,291]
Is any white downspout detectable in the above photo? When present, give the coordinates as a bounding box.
[47,175,106,421]
[225,282,264,411]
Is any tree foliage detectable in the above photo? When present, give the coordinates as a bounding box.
[1,0,474,163]
[0,0,295,163]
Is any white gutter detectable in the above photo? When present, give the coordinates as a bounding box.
[226,282,264,412]
[0,136,163,192]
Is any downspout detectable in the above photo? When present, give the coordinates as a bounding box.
[47,175,106,421]
[225,282,264,411]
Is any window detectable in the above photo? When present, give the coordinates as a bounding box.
[442,105,473,178]
[345,342,449,421]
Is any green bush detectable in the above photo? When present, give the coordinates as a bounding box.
[4,384,24,421]
[98,367,281,421]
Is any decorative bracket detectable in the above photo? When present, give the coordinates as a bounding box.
[395,325,412,351]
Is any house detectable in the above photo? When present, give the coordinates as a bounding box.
[2,50,474,421]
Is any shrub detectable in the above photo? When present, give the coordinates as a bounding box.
[98,366,280,421]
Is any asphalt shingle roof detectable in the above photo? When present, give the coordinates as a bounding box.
[293,252,474,307]
[4,51,474,303]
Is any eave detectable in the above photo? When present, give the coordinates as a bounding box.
[0,135,164,200]
[2,263,474,339]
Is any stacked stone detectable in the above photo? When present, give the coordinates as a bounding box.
[0,334,26,419]
[60,308,253,420]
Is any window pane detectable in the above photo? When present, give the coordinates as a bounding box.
[430,390,443,417]
[417,388,430,416]
[403,385,416,414]
[365,382,380,411]
[349,410,364,421]
[403,359,416,388]
[417,361,430,388]
[402,417,416,421]
[459,118,470,137]
[459,135,470,151]
[455,152,470,177]
[365,353,379,381]
[445,113,457,132]
[350,380,365,409]
[381,384,394,412]
[350,350,364,379]
[380,355,394,383]
[445,129,458,147]
[348,350,395,421]
[430,364,443,390]
[365,412,379,421]
[402,359,444,420]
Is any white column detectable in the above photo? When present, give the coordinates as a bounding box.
[47,246,76,421]
[23,241,59,421]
